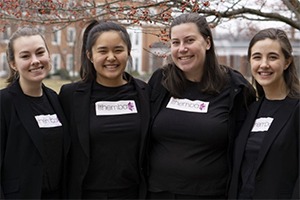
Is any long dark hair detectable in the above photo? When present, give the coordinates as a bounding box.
[162,13,228,97]
[248,28,300,99]
[80,20,132,82]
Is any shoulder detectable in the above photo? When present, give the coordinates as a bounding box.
[0,81,19,99]
[0,87,11,105]
[148,67,165,89]
[123,72,149,90]
[133,78,148,89]
[225,66,250,86]
[59,81,86,94]
[42,84,58,95]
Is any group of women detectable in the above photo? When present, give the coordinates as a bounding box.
[1,13,299,199]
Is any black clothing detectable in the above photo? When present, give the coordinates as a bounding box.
[229,97,300,199]
[59,72,150,199]
[238,98,285,198]
[27,94,63,193]
[147,191,226,199]
[149,82,231,195]
[0,80,70,199]
[83,81,140,192]
[148,67,256,197]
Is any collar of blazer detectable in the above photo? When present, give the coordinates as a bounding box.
[235,97,299,172]
[255,97,298,169]
[9,80,48,160]
[71,73,150,160]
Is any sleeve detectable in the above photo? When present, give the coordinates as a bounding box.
[0,90,7,199]
[292,102,300,198]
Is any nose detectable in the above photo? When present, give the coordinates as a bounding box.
[178,43,188,53]
[260,58,270,68]
[107,52,116,61]
[31,55,40,66]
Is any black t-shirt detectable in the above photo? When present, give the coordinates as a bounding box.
[238,97,286,199]
[27,93,63,193]
[149,81,231,195]
[82,80,141,192]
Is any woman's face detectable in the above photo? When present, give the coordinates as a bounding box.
[170,23,211,82]
[11,35,51,85]
[89,30,129,87]
[250,38,290,92]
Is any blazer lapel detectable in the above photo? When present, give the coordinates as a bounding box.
[10,82,46,159]
[134,80,150,165]
[255,98,298,170]
[73,82,92,158]
[234,100,262,172]
[44,85,71,157]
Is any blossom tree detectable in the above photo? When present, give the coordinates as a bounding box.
[0,0,299,32]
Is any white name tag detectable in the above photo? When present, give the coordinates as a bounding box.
[35,114,62,128]
[166,97,209,113]
[251,117,274,132]
[95,100,138,116]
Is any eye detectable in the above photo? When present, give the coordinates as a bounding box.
[37,50,45,56]
[251,54,261,60]
[171,41,179,46]
[187,38,194,43]
[269,55,278,60]
[20,54,30,59]
[98,50,107,54]
[252,56,260,60]
[114,48,124,53]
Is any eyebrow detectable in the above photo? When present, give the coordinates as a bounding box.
[96,45,125,50]
[19,47,46,54]
[171,35,195,40]
[251,52,261,56]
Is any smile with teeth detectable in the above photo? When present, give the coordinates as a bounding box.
[179,56,193,60]
[258,71,273,76]
[104,64,118,69]
[29,66,44,72]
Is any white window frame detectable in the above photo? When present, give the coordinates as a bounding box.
[52,28,61,45]
[67,27,76,46]
[51,54,61,73]
[0,27,11,42]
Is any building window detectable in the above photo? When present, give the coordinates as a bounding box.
[0,53,8,77]
[66,54,73,71]
[52,28,61,45]
[51,54,61,73]
[67,27,76,46]
[134,57,139,71]
[135,32,139,45]
[0,27,11,42]
[37,26,46,37]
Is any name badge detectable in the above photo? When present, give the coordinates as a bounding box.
[35,114,62,128]
[95,100,138,116]
[251,117,274,132]
[166,97,209,113]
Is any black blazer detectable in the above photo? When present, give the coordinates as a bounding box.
[229,97,300,199]
[0,80,70,199]
[58,74,150,199]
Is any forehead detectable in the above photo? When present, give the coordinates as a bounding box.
[94,31,126,46]
[251,38,282,54]
[13,35,46,52]
[171,23,199,38]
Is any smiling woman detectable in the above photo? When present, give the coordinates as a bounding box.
[58,20,150,199]
[146,13,256,199]
[0,26,70,199]
[229,28,300,199]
